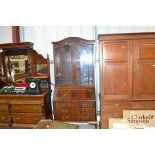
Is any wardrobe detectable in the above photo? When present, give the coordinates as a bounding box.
[99,33,155,128]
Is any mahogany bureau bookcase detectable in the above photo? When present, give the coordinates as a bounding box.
[0,42,52,128]
[52,37,96,122]
[99,32,155,128]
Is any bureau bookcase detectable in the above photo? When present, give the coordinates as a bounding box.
[52,37,96,122]
[99,33,155,128]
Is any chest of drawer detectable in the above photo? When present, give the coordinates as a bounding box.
[12,113,43,124]
[132,102,155,109]
[54,108,95,114]
[11,105,42,113]
[54,101,95,108]
[0,113,11,123]
[102,102,132,112]
[0,104,9,112]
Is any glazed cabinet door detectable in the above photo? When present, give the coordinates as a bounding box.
[133,39,155,99]
[74,43,94,86]
[100,40,132,100]
[55,44,72,85]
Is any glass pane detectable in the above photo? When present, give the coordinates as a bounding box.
[0,63,4,77]
[5,55,29,83]
[55,44,72,85]
[35,64,48,74]
[75,44,94,86]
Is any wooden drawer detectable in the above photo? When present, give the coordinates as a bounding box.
[12,113,43,124]
[11,105,42,113]
[102,102,132,112]
[54,108,95,114]
[132,102,155,109]
[55,88,95,100]
[0,104,9,112]
[54,101,95,108]
[55,114,96,121]
[0,98,8,104]
[10,99,43,105]
[0,113,11,123]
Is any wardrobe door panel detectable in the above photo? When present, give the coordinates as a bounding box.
[133,39,155,99]
[101,41,132,100]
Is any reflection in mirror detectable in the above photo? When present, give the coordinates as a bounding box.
[35,64,48,74]
[5,55,29,83]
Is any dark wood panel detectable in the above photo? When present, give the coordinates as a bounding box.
[133,40,155,99]
[104,63,128,99]
[105,43,128,61]
[139,43,155,59]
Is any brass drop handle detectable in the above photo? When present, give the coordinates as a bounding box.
[114,103,120,107]
[82,116,88,119]
[1,116,6,120]
[145,103,150,107]
[33,107,38,111]
[34,117,39,121]
[61,109,67,112]
[15,107,20,111]
[82,103,88,107]
[62,116,68,119]
[0,106,4,110]
[46,125,50,128]
[152,65,155,67]
[15,117,20,120]
[82,109,88,112]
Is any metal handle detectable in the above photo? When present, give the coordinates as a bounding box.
[15,107,20,111]
[34,117,39,121]
[114,103,120,107]
[15,117,20,120]
[145,103,150,107]
[82,103,88,107]
[0,106,4,110]
[33,107,38,111]
[1,116,6,120]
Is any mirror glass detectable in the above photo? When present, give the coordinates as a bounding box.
[5,54,29,83]
[35,64,48,74]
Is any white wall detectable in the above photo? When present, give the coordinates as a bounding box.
[0,26,12,43]
[20,26,95,60]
